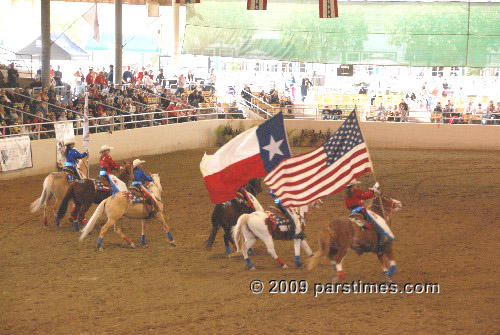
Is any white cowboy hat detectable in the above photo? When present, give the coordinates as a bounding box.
[99,144,114,153]
[347,179,361,187]
[65,138,76,146]
[132,159,145,169]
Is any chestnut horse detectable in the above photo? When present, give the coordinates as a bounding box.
[55,164,132,231]
[79,174,175,250]
[30,159,88,225]
[205,178,263,255]
[307,193,403,282]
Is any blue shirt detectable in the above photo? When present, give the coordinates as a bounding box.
[133,168,153,185]
[66,148,87,165]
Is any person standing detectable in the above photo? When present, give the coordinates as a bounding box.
[123,66,133,83]
[300,78,312,102]
[399,99,409,122]
[7,63,19,88]
[107,65,114,84]
[176,74,185,96]
[54,66,63,86]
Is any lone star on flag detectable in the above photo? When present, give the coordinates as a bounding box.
[262,135,284,161]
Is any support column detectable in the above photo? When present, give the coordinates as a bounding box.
[172,2,180,68]
[41,0,50,88]
[114,0,123,85]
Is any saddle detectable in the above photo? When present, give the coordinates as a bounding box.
[235,191,255,211]
[349,214,389,252]
[94,176,111,193]
[62,168,78,183]
[127,186,158,219]
[264,208,296,241]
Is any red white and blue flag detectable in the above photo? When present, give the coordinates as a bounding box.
[319,0,338,18]
[247,0,267,10]
[265,111,372,207]
[200,112,290,204]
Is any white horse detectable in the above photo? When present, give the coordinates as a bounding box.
[79,174,175,250]
[232,201,320,270]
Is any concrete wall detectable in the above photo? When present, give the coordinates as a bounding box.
[1,119,499,180]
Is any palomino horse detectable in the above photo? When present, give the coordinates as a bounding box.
[232,201,321,270]
[55,164,132,231]
[30,159,88,225]
[79,174,175,250]
[205,178,263,255]
[307,193,403,282]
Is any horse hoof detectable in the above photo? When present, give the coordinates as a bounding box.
[228,251,240,258]
[170,241,177,247]
[295,262,303,268]
[142,244,149,249]
[249,266,256,271]
[98,247,104,252]
[130,243,136,249]
[282,264,288,269]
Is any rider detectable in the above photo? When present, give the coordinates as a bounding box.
[345,179,393,242]
[131,159,157,211]
[64,139,88,180]
[99,144,121,194]
[270,190,296,236]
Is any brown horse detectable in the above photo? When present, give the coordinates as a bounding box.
[308,193,402,281]
[55,163,132,231]
[30,159,88,225]
[205,178,263,255]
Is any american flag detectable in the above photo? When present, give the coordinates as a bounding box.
[265,111,372,207]
[319,0,338,18]
[247,0,267,10]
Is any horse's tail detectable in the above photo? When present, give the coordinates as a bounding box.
[232,214,250,253]
[30,175,52,213]
[79,199,107,241]
[205,205,221,250]
[56,182,75,225]
[307,224,334,270]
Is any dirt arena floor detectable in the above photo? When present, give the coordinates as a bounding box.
[1,147,499,334]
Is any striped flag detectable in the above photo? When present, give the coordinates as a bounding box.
[83,92,90,151]
[319,0,338,18]
[175,0,200,3]
[265,111,372,207]
[247,0,267,10]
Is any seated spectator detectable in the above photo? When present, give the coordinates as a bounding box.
[123,66,133,83]
[331,105,342,120]
[375,103,387,121]
[321,106,332,120]
[269,91,280,105]
[7,63,19,88]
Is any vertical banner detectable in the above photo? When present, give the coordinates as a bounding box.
[83,93,90,151]
[54,122,75,169]
[319,0,338,18]
[0,135,33,172]
[247,0,267,10]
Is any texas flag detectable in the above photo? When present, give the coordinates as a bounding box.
[200,112,291,204]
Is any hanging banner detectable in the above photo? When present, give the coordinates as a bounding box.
[0,135,33,172]
[319,0,338,18]
[176,0,200,4]
[247,0,267,10]
[54,122,75,169]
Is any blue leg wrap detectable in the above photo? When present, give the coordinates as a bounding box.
[245,258,254,269]
[388,265,397,277]
[167,231,173,241]
[295,256,302,267]
[248,248,254,256]
[225,245,231,254]
[97,237,103,249]
[140,234,146,245]
[73,220,80,232]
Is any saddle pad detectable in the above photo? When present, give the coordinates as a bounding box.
[65,172,76,183]
[127,192,144,204]
[267,213,290,232]
[94,180,111,193]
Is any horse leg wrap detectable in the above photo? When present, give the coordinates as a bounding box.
[248,248,255,256]
[337,270,345,281]
[275,257,286,267]
[295,256,302,268]
[97,237,103,249]
[245,258,254,269]
[388,264,397,277]
[225,245,231,254]
[123,236,133,245]
[167,231,173,241]
[73,220,80,232]
[140,234,146,245]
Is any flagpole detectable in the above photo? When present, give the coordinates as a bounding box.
[353,109,387,219]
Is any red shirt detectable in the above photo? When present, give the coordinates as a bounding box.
[99,154,121,175]
[345,189,374,209]
[86,72,95,84]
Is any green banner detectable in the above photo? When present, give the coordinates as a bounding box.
[183,0,500,67]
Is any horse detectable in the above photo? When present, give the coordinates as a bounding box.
[307,193,403,282]
[30,159,88,226]
[79,174,175,250]
[55,163,133,231]
[205,178,263,255]
[232,200,321,270]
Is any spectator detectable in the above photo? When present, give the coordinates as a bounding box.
[7,63,19,88]
[156,68,165,86]
[54,66,63,86]
[399,99,409,122]
[187,69,194,82]
[241,84,252,105]
[206,68,216,95]
[300,78,312,102]
[123,66,133,83]
[94,71,107,88]
[176,74,185,95]
[376,103,387,121]
[107,65,114,83]
[269,91,280,105]
[86,68,96,85]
